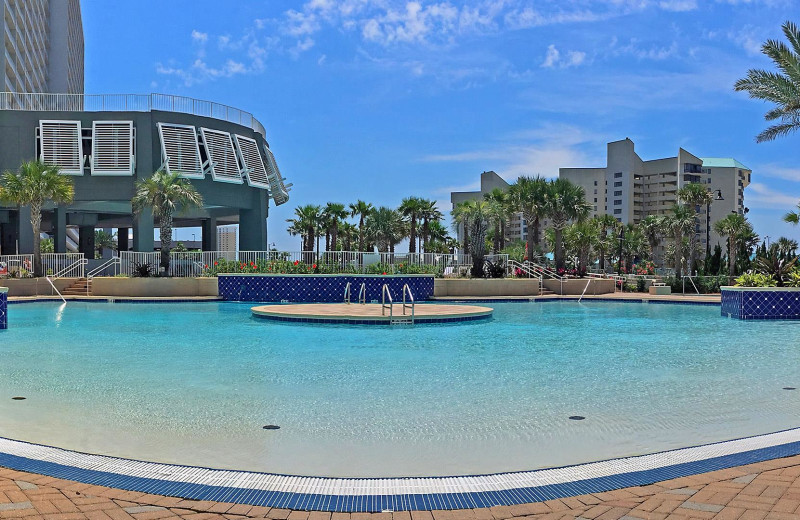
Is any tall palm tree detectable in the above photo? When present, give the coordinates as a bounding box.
[94,230,116,258]
[419,198,443,253]
[286,204,321,261]
[734,20,800,142]
[677,183,714,272]
[663,204,695,278]
[784,201,800,226]
[452,199,490,277]
[365,206,406,253]
[564,220,597,276]
[398,196,426,254]
[0,160,74,277]
[450,200,472,253]
[132,170,203,272]
[545,178,591,271]
[484,188,512,254]
[508,175,548,258]
[776,236,799,259]
[339,222,357,251]
[640,215,664,265]
[592,214,619,272]
[714,213,759,278]
[323,202,348,251]
[349,200,373,251]
[621,224,648,272]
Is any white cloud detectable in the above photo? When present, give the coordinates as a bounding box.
[757,164,800,182]
[728,25,763,56]
[541,44,585,68]
[191,30,208,43]
[747,182,800,208]
[658,0,698,11]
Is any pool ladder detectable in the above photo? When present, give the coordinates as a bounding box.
[344,282,367,304]
[382,284,415,325]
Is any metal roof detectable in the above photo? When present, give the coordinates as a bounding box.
[700,157,751,170]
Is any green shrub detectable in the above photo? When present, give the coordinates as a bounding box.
[735,272,777,287]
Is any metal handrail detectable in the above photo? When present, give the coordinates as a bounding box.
[87,257,120,278]
[402,284,415,322]
[381,284,393,318]
[44,276,66,304]
[344,282,351,304]
[50,258,87,280]
[0,92,267,138]
[357,283,366,304]
[578,279,592,302]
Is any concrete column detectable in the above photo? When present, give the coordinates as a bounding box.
[202,218,217,251]
[117,228,129,252]
[78,226,95,258]
[16,207,33,254]
[239,193,268,251]
[101,228,113,259]
[52,208,67,253]
[132,210,154,252]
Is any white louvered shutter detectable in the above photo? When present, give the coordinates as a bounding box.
[232,134,270,190]
[39,120,83,175]
[157,123,203,178]
[91,121,134,176]
[263,145,290,206]
[200,128,242,184]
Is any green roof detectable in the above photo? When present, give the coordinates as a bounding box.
[700,157,751,170]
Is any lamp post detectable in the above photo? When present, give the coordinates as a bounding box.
[706,189,723,258]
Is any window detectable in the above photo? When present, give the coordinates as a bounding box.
[593,180,597,186]
[200,128,242,184]
[613,209,622,215]
[593,189,597,194]
[614,181,622,187]
[614,190,622,196]
[157,123,203,179]
[232,134,270,190]
[39,120,83,175]
[593,206,597,211]
[594,198,597,202]
[91,121,134,176]
[614,199,622,205]
[614,172,622,178]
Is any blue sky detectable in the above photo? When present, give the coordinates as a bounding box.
[82,0,799,250]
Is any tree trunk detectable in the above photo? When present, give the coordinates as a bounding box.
[533,216,540,246]
[31,200,42,277]
[554,228,564,270]
[160,212,173,273]
[500,220,506,251]
[674,232,682,278]
[358,215,365,251]
[331,223,338,251]
[409,217,417,253]
[421,218,429,252]
[729,239,736,278]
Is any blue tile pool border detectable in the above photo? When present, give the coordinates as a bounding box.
[0,429,798,512]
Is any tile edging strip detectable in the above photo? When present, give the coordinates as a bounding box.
[0,429,799,512]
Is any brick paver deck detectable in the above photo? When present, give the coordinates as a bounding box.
[3,454,800,520]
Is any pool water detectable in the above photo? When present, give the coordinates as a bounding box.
[1,301,798,477]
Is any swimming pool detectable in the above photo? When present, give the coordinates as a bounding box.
[1,300,798,478]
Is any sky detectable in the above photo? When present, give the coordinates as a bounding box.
[82,0,800,251]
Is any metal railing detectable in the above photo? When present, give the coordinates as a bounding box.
[0,254,34,277]
[43,253,86,278]
[357,282,366,304]
[0,92,267,139]
[0,92,267,138]
[381,284,393,318]
[402,283,415,322]
[344,282,352,304]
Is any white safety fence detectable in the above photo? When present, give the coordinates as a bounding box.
[0,253,85,278]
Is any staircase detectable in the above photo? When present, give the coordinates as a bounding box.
[539,285,556,296]
[62,278,90,296]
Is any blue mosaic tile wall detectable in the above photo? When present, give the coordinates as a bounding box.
[0,289,6,330]
[218,275,435,302]
[721,288,800,320]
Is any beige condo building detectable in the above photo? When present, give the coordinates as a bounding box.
[1,0,84,94]
[560,138,750,253]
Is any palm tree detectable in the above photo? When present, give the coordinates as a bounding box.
[131,170,203,273]
[621,224,648,272]
[398,196,425,254]
[640,215,664,265]
[452,199,490,277]
[545,178,591,271]
[425,219,450,249]
[508,175,548,258]
[484,188,512,254]
[419,198,443,252]
[734,21,800,142]
[339,222,357,251]
[776,236,799,259]
[564,220,597,276]
[663,204,695,278]
[0,160,74,277]
[783,201,800,226]
[713,213,759,278]
[365,206,406,253]
[94,230,116,258]
[450,201,472,253]
[323,202,348,252]
[592,214,619,272]
[349,200,373,251]
[677,183,714,272]
[286,204,322,261]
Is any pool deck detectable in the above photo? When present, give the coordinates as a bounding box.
[251,303,493,323]
[2,454,800,520]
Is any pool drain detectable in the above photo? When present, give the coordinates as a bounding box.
[784,387,796,390]
[262,425,280,430]
[11,397,25,400]
[569,416,585,420]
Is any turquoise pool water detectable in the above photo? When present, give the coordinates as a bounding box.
[1,301,799,477]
